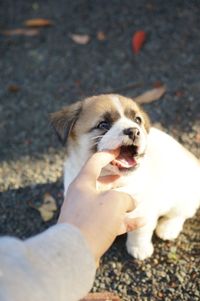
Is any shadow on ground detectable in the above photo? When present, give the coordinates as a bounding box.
[0,180,63,238]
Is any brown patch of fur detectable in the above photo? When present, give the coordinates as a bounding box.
[51,94,151,145]
[114,94,151,132]
[50,101,82,144]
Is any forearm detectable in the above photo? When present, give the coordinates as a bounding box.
[0,224,96,301]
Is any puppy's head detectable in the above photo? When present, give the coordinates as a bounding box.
[51,94,150,175]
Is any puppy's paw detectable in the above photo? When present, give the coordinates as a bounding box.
[126,242,154,260]
[156,217,184,241]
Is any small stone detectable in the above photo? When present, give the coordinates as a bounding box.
[146,271,152,278]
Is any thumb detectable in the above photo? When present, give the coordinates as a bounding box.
[77,150,119,186]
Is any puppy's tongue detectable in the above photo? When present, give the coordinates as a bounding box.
[114,155,136,168]
[112,147,137,169]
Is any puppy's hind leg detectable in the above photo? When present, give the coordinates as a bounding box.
[126,219,157,260]
[156,215,186,241]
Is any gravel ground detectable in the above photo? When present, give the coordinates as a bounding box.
[0,1,200,300]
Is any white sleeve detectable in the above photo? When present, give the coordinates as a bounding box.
[0,224,96,301]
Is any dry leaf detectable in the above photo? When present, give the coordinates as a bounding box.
[97,31,106,41]
[1,28,39,37]
[134,85,166,104]
[7,84,21,93]
[24,18,54,27]
[81,292,121,301]
[132,31,147,54]
[75,80,81,87]
[153,80,164,88]
[146,3,156,11]
[175,90,184,97]
[70,34,90,45]
[38,193,57,222]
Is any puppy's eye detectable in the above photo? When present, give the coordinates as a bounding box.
[97,120,111,130]
[135,116,142,125]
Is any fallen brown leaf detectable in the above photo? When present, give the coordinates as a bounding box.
[70,33,90,45]
[74,80,81,87]
[97,31,106,41]
[1,28,39,37]
[175,90,184,97]
[24,18,54,27]
[152,80,164,88]
[23,139,32,145]
[134,85,166,104]
[81,292,121,301]
[146,3,156,11]
[7,84,21,93]
[38,193,57,222]
[132,31,147,54]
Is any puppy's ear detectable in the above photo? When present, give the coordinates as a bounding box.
[50,101,82,145]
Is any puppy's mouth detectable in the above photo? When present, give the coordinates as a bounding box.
[111,145,138,171]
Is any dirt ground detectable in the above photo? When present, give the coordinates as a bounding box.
[0,1,199,300]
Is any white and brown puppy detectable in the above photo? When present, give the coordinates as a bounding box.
[51,94,200,260]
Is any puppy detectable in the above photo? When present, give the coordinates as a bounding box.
[51,94,200,260]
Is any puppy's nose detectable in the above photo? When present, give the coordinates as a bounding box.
[123,127,140,139]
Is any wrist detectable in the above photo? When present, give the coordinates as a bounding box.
[79,228,101,267]
[58,219,100,266]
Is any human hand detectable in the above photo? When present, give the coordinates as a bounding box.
[58,150,144,265]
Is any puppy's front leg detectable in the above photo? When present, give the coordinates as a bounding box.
[115,187,157,260]
[126,218,157,260]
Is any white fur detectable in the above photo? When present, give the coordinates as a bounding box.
[64,126,200,260]
[111,95,124,117]
[124,128,200,259]
[64,135,92,192]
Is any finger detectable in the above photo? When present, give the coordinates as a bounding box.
[118,217,146,235]
[125,217,146,231]
[97,175,120,184]
[77,149,120,185]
